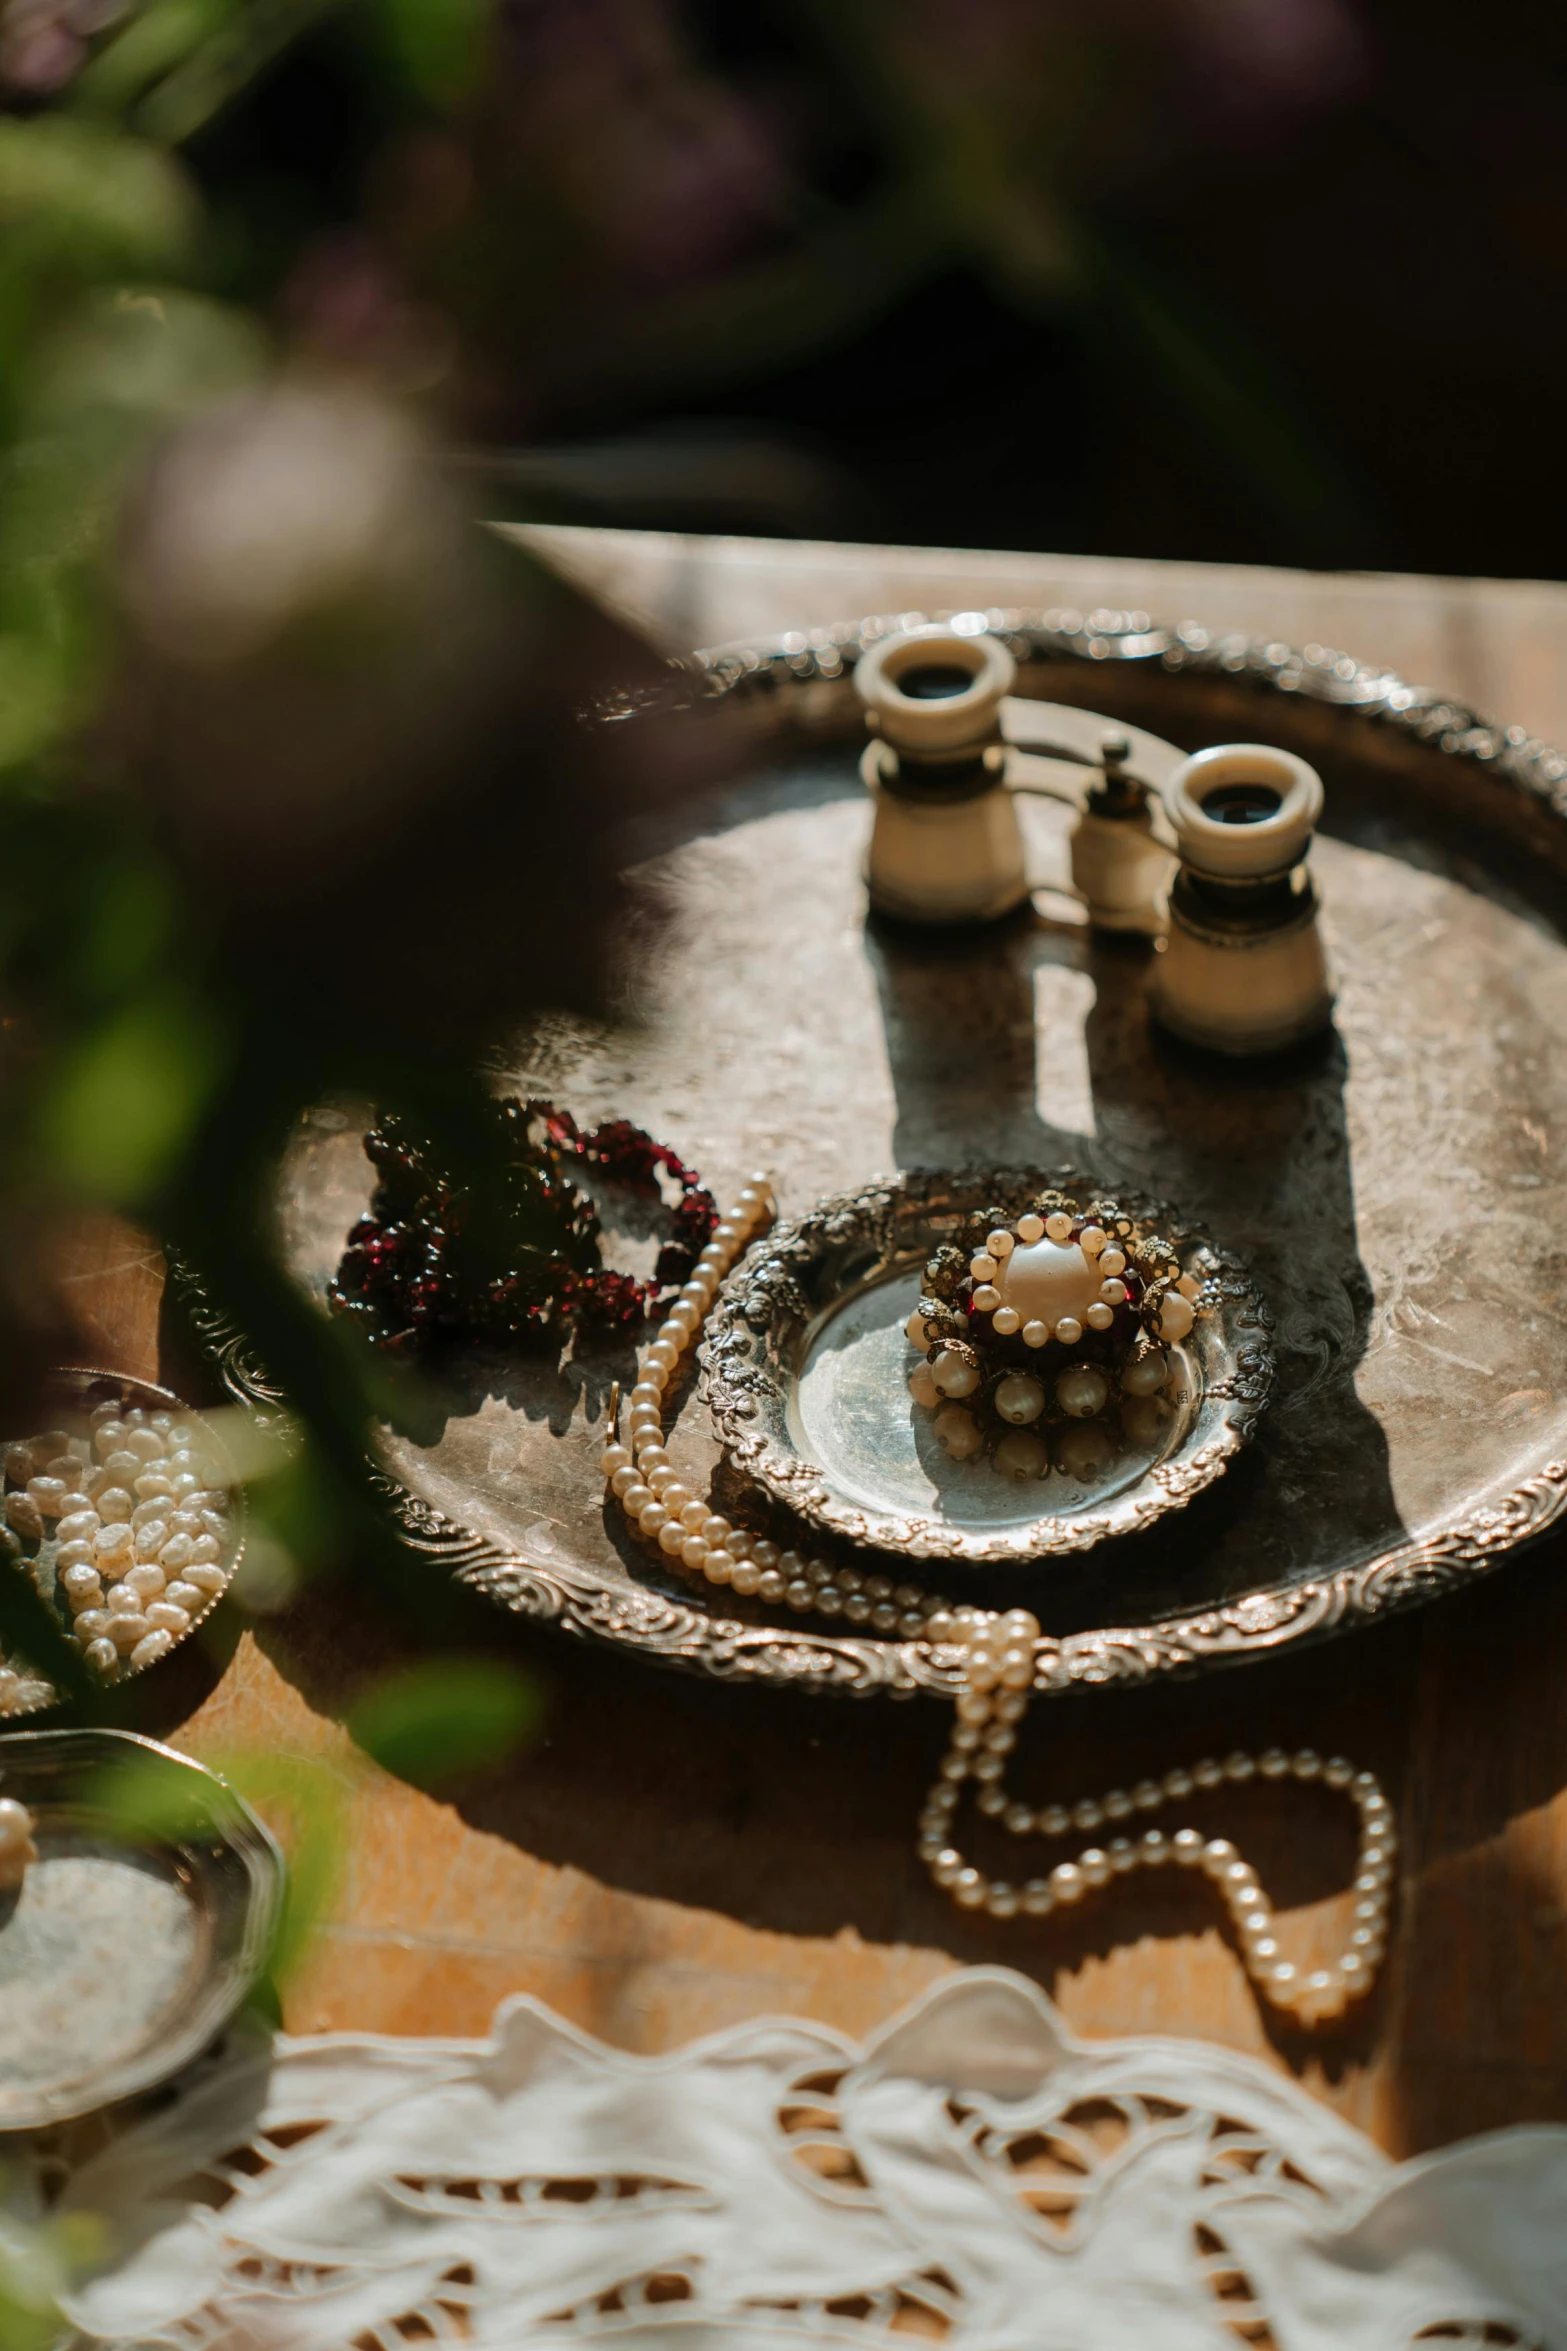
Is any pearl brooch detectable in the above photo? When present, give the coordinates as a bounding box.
[903,1188,1208,1481]
[600,1175,1374,2031]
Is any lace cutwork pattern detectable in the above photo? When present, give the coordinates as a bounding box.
[15,1969,1562,2350]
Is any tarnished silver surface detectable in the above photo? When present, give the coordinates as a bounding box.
[0,1728,281,2127]
[259,609,1567,1698]
[702,1171,1272,1563]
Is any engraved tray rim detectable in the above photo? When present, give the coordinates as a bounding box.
[203,606,1567,1700]
[700,1168,1274,1564]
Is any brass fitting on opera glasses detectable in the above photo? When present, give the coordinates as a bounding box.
[856,622,1027,924]
[1149,743,1334,1056]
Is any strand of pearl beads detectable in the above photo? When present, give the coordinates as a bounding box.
[921,1610,1396,2026]
[600,1180,958,1635]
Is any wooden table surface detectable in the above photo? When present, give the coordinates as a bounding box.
[74,528,1567,2162]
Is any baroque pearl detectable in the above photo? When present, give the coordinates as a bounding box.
[932,1350,981,1399]
[1054,1422,1115,1481]
[933,1406,983,1460]
[1121,1348,1168,1397]
[995,1238,1099,1334]
[1055,1365,1109,1419]
[1159,1291,1196,1342]
[994,1431,1047,1481]
[994,1373,1045,1425]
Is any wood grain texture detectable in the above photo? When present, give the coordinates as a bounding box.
[76,528,1567,2160]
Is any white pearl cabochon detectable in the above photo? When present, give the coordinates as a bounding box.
[791,1267,1191,1528]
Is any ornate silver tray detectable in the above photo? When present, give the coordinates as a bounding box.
[0,1728,281,2126]
[257,606,1567,1699]
[702,1170,1272,1563]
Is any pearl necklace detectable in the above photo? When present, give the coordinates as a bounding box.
[601,1184,1395,2027]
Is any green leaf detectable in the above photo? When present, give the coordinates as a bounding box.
[348,1657,540,1787]
[378,0,490,102]
[0,120,195,276]
[37,987,226,1204]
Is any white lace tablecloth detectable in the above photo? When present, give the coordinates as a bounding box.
[11,1968,1567,2349]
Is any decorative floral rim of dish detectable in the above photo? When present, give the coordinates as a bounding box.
[0,1371,245,1718]
[699,1169,1274,1566]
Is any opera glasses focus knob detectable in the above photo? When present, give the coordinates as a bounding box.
[1148,742,1334,1056]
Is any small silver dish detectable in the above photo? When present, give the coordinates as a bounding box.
[0,1728,281,2127]
[701,1169,1273,1566]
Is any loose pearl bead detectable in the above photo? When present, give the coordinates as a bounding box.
[1121,1349,1169,1397]
[84,1636,120,1676]
[932,1351,981,1399]
[1055,1365,1109,1419]
[934,1406,983,1460]
[992,1306,1021,1336]
[1121,1394,1174,1449]
[1017,1215,1045,1244]
[994,1431,1047,1481]
[995,1373,1045,1426]
[1159,1292,1195,1342]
